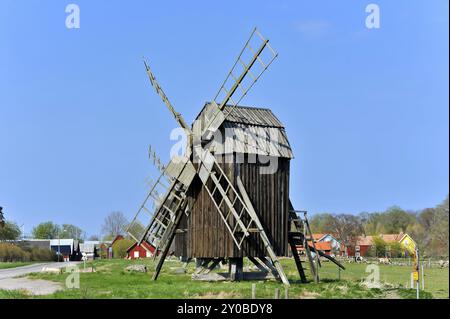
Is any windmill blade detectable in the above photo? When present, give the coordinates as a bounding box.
[126,157,195,245]
[201,27,278,140]
[148,144,167,174]
[143,59,192,135]
[126,169,172,244]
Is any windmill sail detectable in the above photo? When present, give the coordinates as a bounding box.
[201,28,278,140]
[126,157,195,249]
[133,28,295,286]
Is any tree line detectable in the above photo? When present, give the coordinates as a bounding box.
[309,196,449,257]
[0,210,134,242]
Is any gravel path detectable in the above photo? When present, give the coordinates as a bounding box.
[0,261,80,296]
[0,277,63,295]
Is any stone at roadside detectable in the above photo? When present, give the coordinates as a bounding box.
[125,265,147,273]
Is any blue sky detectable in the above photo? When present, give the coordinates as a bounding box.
[0,1,448,238]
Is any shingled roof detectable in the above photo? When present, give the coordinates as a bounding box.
[222,105,285,128]
[195,103,294,159]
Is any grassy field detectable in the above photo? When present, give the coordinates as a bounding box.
[0,258,447,299]
[0,262,36,270]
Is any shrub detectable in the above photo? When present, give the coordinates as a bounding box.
[29,247,58,261]
[372,236,387,257]
[0,243,58,262]
[112,239,134,259]
[0,243,30,262]
[388,241,404,258]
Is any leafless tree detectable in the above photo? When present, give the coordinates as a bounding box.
[326,214,364,249]
[101,211,129,239]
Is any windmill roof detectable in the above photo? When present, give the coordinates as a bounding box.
[222,105,285,128]
[196,103,293,159]
[196,103,285,128]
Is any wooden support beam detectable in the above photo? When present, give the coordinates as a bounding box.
[248,256,270,273]
[309,246,345,270]
[203,258,223,275]
[228,258,243,281]
[194,258,213,275]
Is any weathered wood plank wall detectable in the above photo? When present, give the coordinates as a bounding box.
[174,154,290,258]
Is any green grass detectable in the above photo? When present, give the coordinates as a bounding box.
[315,261,448,298]
[0,262,36,269]
[0,258,446,299]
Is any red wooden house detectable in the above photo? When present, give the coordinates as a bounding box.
[126,241,155,259]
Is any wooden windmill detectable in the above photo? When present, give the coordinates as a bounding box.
[127,28,344,286]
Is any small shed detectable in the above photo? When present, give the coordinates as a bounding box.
[126,241,155,259]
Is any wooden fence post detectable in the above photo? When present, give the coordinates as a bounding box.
[410,272,414,289]
[274,288,280,299]
[251,283,256,299]
[421,265,425,290]
[285,287,289,299]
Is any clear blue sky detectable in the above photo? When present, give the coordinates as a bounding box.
[0,1,448,238]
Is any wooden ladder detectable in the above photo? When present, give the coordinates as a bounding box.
[288,201,319,283]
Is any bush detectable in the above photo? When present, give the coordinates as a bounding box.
[112,239,134,259]
[372,236,387,257]
[29,247,58,261]
[388,241,404,258]
[0,243,58,262]
[0,243,30,262]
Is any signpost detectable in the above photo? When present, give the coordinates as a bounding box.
[411,248,420,299]
[82,252,87,270]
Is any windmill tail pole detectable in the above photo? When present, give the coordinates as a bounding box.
[309,246,346,270]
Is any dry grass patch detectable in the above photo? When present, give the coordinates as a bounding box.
[298,291,320,299]
[196,291,242,299]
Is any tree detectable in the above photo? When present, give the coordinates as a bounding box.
[430,196,449,256]
[309,213,334,233]
[0,207,5,228]
[389,241,404,258]
[406,222,427,254]
[88,235,99,241]
[126,221,145,239]
[101,211,128,239]
[372,236,387,257]
[381,206,416,233]
[61,224,85,241]
[326,214,364,249]
[32,222,59,239]
[0,221,21,241]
